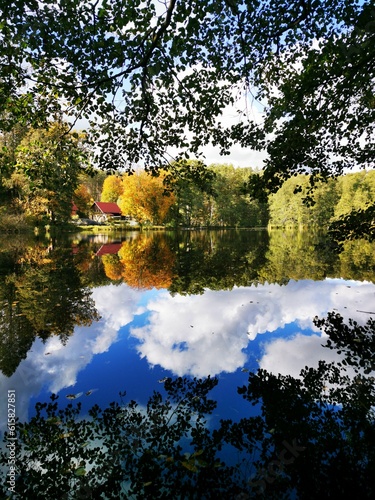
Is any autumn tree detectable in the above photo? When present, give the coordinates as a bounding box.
[100,174,123,203]
[102,254,123,281]
[118,170,175,225]
[118,233,175,289]
[1,1,372,189]
[2,122,88,223]
[77,170,107,202]
[73,184,92,217]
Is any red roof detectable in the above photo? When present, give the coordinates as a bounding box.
[96,243,122,256]
[93,202,121,215]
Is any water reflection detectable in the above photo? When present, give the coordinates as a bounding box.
[0,229,374,497]
[1,229,374,389]
[0,238,99,377]
[129,279,375,378]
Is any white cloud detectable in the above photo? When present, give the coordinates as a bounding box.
[0,283,142,437]
[258,333,337,379]
[203,142,267,169]
[1,278,374,438]
[130,280,375,377]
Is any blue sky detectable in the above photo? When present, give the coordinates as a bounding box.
[1,277,374,437]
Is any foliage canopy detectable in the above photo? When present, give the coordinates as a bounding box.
[0,0,373,193]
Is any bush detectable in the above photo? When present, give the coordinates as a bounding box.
[0,209,30,232]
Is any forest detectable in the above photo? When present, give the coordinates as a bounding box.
[1,122,374,231]
[97,165,375,229]
[0,0,374,497]
[1,0,374,240]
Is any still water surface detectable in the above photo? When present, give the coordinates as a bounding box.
[0,229,374,495]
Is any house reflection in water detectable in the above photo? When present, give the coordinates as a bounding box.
[95,242,122,257]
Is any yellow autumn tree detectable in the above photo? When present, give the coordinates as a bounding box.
[102,254,123,281]
[118,170,175,225]
[101,175,124,203]
[118,234,175,289]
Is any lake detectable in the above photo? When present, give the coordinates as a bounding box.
[1,228,374,498]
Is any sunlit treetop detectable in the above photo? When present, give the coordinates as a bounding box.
[0,0,374,193]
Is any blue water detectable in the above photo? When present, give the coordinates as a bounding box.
[2,278,374,438]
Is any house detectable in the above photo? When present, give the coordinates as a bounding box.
[95,242,123,256]
[91,202,122,222]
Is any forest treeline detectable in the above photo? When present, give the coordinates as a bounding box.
[97,163,269,227]
[93,165,375,229]
[0,124,374,229]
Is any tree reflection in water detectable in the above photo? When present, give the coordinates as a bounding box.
[1,313,374,499]
[0,230,374,498]
[0,239,100,376]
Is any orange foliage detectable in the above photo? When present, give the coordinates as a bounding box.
[117,234,175,289]
[118,170,175,224]
[102,254,123,281]
[73,184,92,216]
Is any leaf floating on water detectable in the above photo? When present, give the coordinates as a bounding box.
[143,482,153,487]
[182,461,198,472]
[66,392,83,400]
[85,388,98,396]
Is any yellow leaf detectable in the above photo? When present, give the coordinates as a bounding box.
[59,432,73,439]
[192,449,204,457]
[181,461,198,472]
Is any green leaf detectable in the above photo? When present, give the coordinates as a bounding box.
[74,467,86,476]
